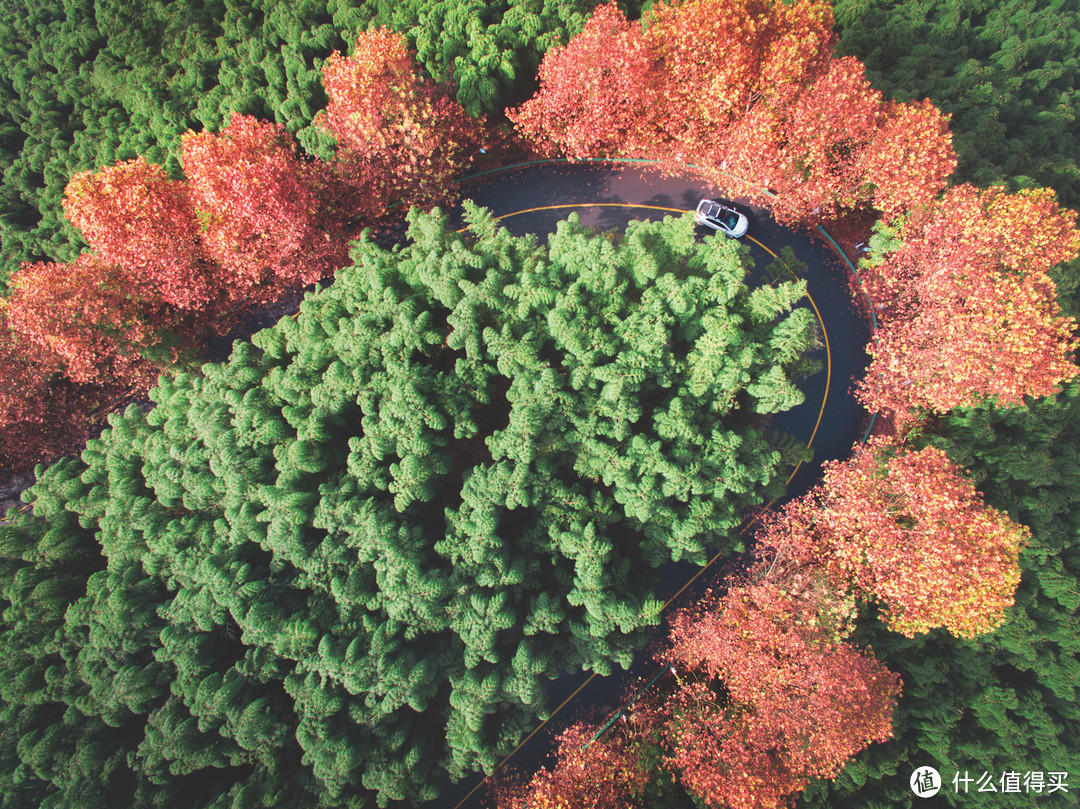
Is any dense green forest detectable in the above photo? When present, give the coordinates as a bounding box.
[834,0,1080,209]
[0,0,601,285]
[1,0,1079,806]
[0,208,818,807]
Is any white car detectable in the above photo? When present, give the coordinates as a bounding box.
[694,199,748,238]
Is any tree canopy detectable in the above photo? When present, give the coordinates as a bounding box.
[317,28,488,221]
[0,0,604,287]
[857,184,1080,425]
[0,206,819,807]
[834,0,1080,210]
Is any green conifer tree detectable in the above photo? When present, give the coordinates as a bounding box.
[0,205,818,806]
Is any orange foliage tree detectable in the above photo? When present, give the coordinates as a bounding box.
[1,158,208,469]
[510,0,955,224]
[507,2,657,158]
[318,28,487,220]
[858,99,957,221]
[0,310,97,469]
[661,577,899,809]
[492,722,650,809]
[5,254,166,387]
[644,0,836,205]
[858,184,1080,422]
[61,156,214,310]
[182,114,348,304]
[497,432,1033,807]
[768,57,883,218]
[756,438,1030,638]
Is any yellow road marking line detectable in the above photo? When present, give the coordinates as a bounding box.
[743,234,831,485]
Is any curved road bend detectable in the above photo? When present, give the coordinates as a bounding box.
[423,160,871,809]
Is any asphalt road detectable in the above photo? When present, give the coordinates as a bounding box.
[425,159,875,809]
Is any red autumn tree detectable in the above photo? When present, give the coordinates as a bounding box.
[0,309,96,469]
[858,184,1080,420]
[757,438,1030,638]
[644,0,834,145]
[62,156,214,310]
[493,722,650,809]
[318,28,486,219]
[748,0,836,103]
[769,56,883,220]
[642,0,834,191]
[508,2,657,159]
[859,99,957,220]
[662,577,899,809]
[5,254,165,387]
[182,114,348,302]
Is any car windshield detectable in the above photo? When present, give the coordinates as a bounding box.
[709,204,738,229]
